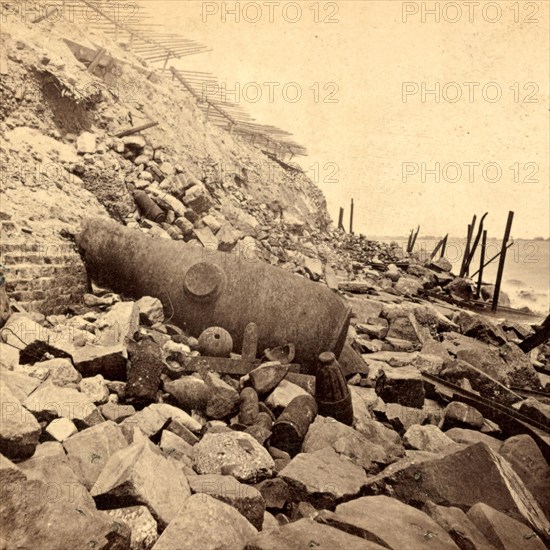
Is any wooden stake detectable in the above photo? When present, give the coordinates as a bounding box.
[492,211,514,312]
[519,314,550,352]
[114,121,159,138]
[475,229,487,299]
[338,207,344,230]
[87,47,106,73]
[349,199,354,234]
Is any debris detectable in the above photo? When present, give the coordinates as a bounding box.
[91,438,191,530]
[126,337,164,406]
[189,474,266,529]
[152,494,257,550]
[192,431,275,482]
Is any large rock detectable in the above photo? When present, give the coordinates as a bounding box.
[0,384,41,459]
[71,343,128,381]
[303,417,388,473]
[245,517,385,549]
[441,401,484,431]
[183,184,213,214]
[403,424,460,454]
[91,438,191,530]
[76,132,97,154]
[467,502,547,550]
[0,455,130,550]
[38,358,82,386]
[105,506,159,550]
[265,380,308,410]
[454,311,508,346]
[79,374,110,404]
[152,494,257,550]
[394,277,422,296]
[423,501,495,550]
[95,301,139,347]
[23,382,103,429]
[375,365,425,408]
[204,372,240,419]
[1,366,42,399]
[189,474,265,529]
[193,431,274,482]
[63,420,129,489]
[45,417,77,442]
[136,296,164,325]
[279,448,367,509]
[317,495,459,549]
[444,428,502,454]
[354,415,405,462]
[164,375,209,410]
[499,434,550,518]
[19,450,95,509]
[363,442,550,540]
[514,398,550,428]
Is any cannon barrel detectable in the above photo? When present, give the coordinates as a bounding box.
[77,218,351,367]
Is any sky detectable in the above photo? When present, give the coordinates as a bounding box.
[135,0,549,239]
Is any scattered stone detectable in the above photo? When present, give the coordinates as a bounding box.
[375,365,425,409]
[45,417,77,442]
[467,502,546,550]
[189,474,265,529]
[441,401,484,431]
[76,132,97,154]
[105,506,159,550]
[1,367,42,400]
[394,277,422,296]
[254,478,291,510]
[92,438,191,530]
[499,434,550,518]
[454,311,508,346]
[303,417,388,473]
[204,372,240,419]
[23,382,103,429]
[122,135,146,150]
[265,380,308,410]
[193,431,275,482]
[446,278,474,301]
[403,424,460,453]
[153,494,257,550]
[79,374,110,404]
[164,376,209,410]
[136,296,164,325]
[279,448,367,509]
[245,517,382,549]
[0,384,41,459]
[63,420,129,490]
[318,495,459,550]
[364,442,550,540]
[249,362,289,396]
[159,430,194,473]
[0,455,130,550]
[99,402,136,423]
[71,343,128,381]
[422,501,495,550]
[39,358,82,386]
[183,184,213,214]
[444,428,503,454]
[514,398,550,429]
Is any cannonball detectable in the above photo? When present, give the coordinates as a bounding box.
[198,326,233,357]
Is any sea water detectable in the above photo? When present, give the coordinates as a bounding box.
[376,237,550,315]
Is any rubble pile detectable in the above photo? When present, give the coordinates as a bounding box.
[1,251,550,548]
[1,9,550,550]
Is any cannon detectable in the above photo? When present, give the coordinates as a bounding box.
[77,218,351,368]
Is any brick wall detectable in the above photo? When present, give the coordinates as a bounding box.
[1,220,89,315]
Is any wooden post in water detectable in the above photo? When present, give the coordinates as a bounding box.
[349,199,354,234]
[440,234,448,258]
[492,211,514,312]
[475,229,487,299]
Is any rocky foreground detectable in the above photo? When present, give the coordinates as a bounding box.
[1,249,550,550]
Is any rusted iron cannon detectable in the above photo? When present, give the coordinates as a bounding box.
[77,218,352,367]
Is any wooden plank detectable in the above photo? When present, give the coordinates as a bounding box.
[492,211,514,312]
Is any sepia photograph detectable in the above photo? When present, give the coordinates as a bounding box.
[0,1,549,548]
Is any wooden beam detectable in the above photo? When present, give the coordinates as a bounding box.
[87,47,106,73]
[492,211,514,312]
[475,229,487,299]
[519,315,550,352]
[114,121,158,138]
